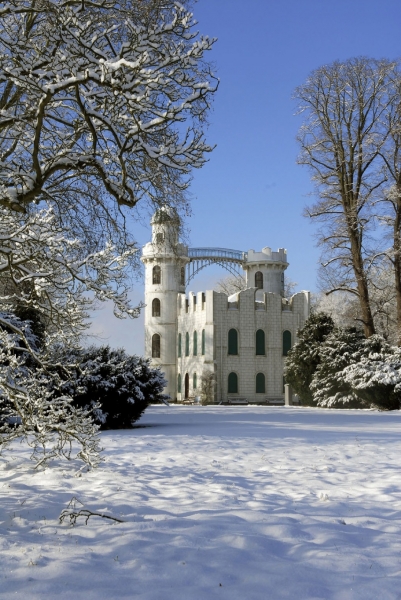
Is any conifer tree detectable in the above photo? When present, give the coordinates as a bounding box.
[284,312,334,405]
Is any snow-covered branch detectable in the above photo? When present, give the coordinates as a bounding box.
[0,0,217,212]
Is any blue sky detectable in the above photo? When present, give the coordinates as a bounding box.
[89,0,401,354]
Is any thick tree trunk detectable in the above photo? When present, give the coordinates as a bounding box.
[349,229,376,337]
[393,189,401,346]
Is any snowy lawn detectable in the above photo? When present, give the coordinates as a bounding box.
[1,406,401,600]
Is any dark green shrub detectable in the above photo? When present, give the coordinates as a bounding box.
[61,346,168,429]
[284,312,335,405]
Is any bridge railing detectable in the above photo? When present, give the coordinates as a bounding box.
[188,247,247,262]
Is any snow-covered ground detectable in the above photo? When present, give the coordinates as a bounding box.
[1,406,401,600]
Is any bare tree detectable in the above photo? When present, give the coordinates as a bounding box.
[0,0,217,213]
[315,264,397,343]
[200,371,215,405]
[214,274,246,296]
[295,58,398,337]
[375,70,401,344]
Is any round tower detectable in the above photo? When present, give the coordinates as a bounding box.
[141,208,189,400]
[244,247,288,296]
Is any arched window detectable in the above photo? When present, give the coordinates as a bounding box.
[193,331,198,356]
[178,333,182,358]
[184,373,189,398]
[256,329,265,355]
[283,330,292,356]
[185,332,189,356]
[193,372,197,390]
[255,271,263,289]
[202,329,205,355]
[152,265,161,284]
[228,372,238,394]
[177,373,182,393]
[152,334,160,358]
[256,373,266,394]
[152,298,161,317]
[228,329,238,355]
[180,266,185,286]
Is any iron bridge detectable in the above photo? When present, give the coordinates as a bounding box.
[186,247,247,284]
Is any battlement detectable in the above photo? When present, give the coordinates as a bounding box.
[245,247,288,265]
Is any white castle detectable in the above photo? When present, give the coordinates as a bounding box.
[141,208,310,403]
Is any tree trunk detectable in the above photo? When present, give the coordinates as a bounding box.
[393,187,401,346]
[349,226,376,337]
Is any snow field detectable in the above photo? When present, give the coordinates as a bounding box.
[1,406,401,600]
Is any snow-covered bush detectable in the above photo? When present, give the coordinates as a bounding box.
[60,346,168,429]
[341,335,401,410]
[0,320,101,468]
[284,312,335,405]
[310,330,401,410]
[0,204,140,466]
[311,328,366,408]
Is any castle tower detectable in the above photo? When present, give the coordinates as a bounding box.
[141,208,189,399]
[243,247,288,296]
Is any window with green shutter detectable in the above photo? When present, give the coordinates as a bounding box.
[178,333,182,357]
[193,331,197,356]
[193,372,197,390]
[228,329,238,355]
[283,330,292,356]
[185,332,189,356]
[228,372,238,393]
[256,373,265,393]
[202,329,205,355]
[177,373,181,393]
[256,329,265,355]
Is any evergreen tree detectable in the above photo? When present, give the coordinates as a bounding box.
[342,335,401,410]
[311,328,365,408]
[284,312,335,405]
[65,346,168,429]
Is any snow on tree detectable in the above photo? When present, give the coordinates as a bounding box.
[311,327,365,408]
[0,0,217,213]
[295,58,401,338]
[0,205,139,467]
[58,346,168,429]
[342,335,401,410]
[284,312,335,406]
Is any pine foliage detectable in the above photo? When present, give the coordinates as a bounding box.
[284,312,335,405]
[313,332,401,410]
[311,328,366,408]
[63,346,168,429]
[342,335,401,410]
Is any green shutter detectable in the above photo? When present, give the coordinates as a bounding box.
[177,374,181,393]
[193,372,197,389]
[283,330,292,356]
[256,329,265,355]
[178,333,181,357]
[193,331,197,356]
[256,373,265,393]
[185,332,189,356]
[202,329,205,355]
[228,329,238,355]
[228,372,238,393]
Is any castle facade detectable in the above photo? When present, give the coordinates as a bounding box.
[141,209,310,403]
